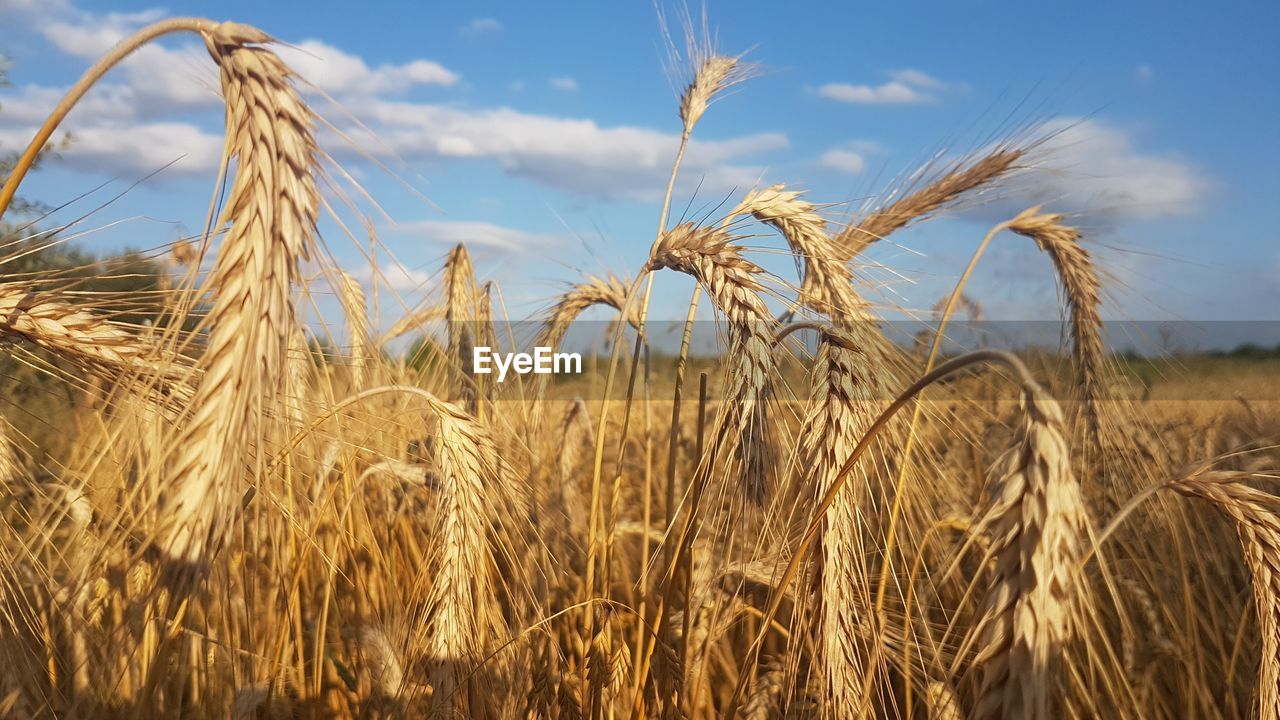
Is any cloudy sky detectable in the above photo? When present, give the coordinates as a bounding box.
[1,0,1277,335]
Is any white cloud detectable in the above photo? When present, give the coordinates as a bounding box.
[549,77,579,92]
[35,11,458,107]
[0,0,785,201]
[819,68,958,105]
[888,69,946,90]
[820,148,867,174]
[0,0,71,17]
[987,118,1208,223]
[346,100,787,200]
[386,220,562,252]
[352,262,432,293]
[819,81,931,105]
[459,17,503,36]
[276,40,459,95]
[0,122,223,177]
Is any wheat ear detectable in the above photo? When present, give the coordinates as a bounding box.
[970,382,1091,720]
[338,271,371,388]
[159,22,318,564]
[1167,473,1280,718]
[0,283,187,379]
[647,223,775,500]
[1006,207,1104,444]
[0,413,18,487]
[283,324,312,429]
[795,327,881,718]
[536,274,634,352]
[725,185,863,319]
[416,393,511,715]
[838,148,1024,258]
[444,243,480,414]
[679,52,748,135]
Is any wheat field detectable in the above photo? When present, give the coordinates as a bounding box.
[0,16,1277,720]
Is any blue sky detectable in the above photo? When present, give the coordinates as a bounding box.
[2,0,1277,337]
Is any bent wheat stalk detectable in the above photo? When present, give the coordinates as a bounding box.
[1006,207,1104,445]
[0,18,220,218]
[837,148,1024,259]
[159,22,319,565]
[0,283,187,379]
[338,271,371,388]
[1166,473,1280,718]
[536,274,635,353]
[647,223,775,501]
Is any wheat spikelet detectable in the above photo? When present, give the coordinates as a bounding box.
[838,149,1024,258]
[536,274,634,352]
[444,243,480,414]
[384,304,445,343]
[726,185,863,319]
[927,681,964,720]
[1167,473,1280,718]
[557,398,593,529]
[679,53,746,134]
[647,222,775,500]
[159,21,318,564]
[742,657,787,720]
[338,271,371,387]
[795,327,888,718]
[283,324,311,429]
[971,382,1090,720]
[0,283,185,379]
[352,624,408,697]
[0,413,19,487]
[409,391,519,715]
[1006,207,1104,444]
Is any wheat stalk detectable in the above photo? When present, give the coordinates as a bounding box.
[1167,473,1280,718]
[338,271,371,388]
[837,149,1024,259]
[927,681,964,720]
[416,393,511,715]
[794,327,888,718]
[158,21,318,565]
[970,382,1091,720]
[725,185,863,319]
[0,283,187,379]
[383,304,446,343]
[0,413,18,487]
[647,222,775,500]
[537,274,635,353]
[444,243,480,415]
[1006,207,1104,445]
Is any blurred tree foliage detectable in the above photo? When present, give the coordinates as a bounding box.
[2,57,176,469]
